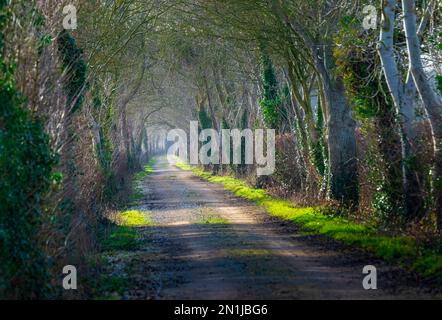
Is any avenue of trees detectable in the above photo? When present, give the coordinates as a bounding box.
[0,0,441,298]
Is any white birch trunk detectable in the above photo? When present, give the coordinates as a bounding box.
[377,0,425,219]
[402,0,442,230]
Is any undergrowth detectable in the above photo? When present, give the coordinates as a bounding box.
[92,160,155,299]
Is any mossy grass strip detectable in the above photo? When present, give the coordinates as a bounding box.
[130,158,156,204]
[102,210,152,251]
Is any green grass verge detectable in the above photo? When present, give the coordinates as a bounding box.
[91,274,129,300]
[92,161,156,299]
[196,215,229,225]
[101,210,152,251]
[104,158,156,251]
[133,162,154,181]
[129,159,155,204]
[176,162,442,282]
[94,210,153,299]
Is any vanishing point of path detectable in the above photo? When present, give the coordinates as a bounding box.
[105,157,441,300]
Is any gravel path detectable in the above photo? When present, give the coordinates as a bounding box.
[106,157,441,300]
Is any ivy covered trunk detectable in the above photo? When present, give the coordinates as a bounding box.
[316,47,359,207]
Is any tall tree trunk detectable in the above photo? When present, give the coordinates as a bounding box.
[285,66,316,191]
[212,67,229,112]
[270,1,359,206]
[315,52,359,206]
[120,107,132,165]
[378,0,425,221]
[402,0,442,231]
[287,56,318,147]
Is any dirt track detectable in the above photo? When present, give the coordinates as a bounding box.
[104,157,441,300]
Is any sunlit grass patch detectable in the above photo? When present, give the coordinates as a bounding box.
[196,215,229,225]
[102,210,152,251]
[193,207,229,225]
[119,210,152,227]
[101,226,138,251]
[175,161,193,171]
[133,162,154,181]
[176,162,442,282]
